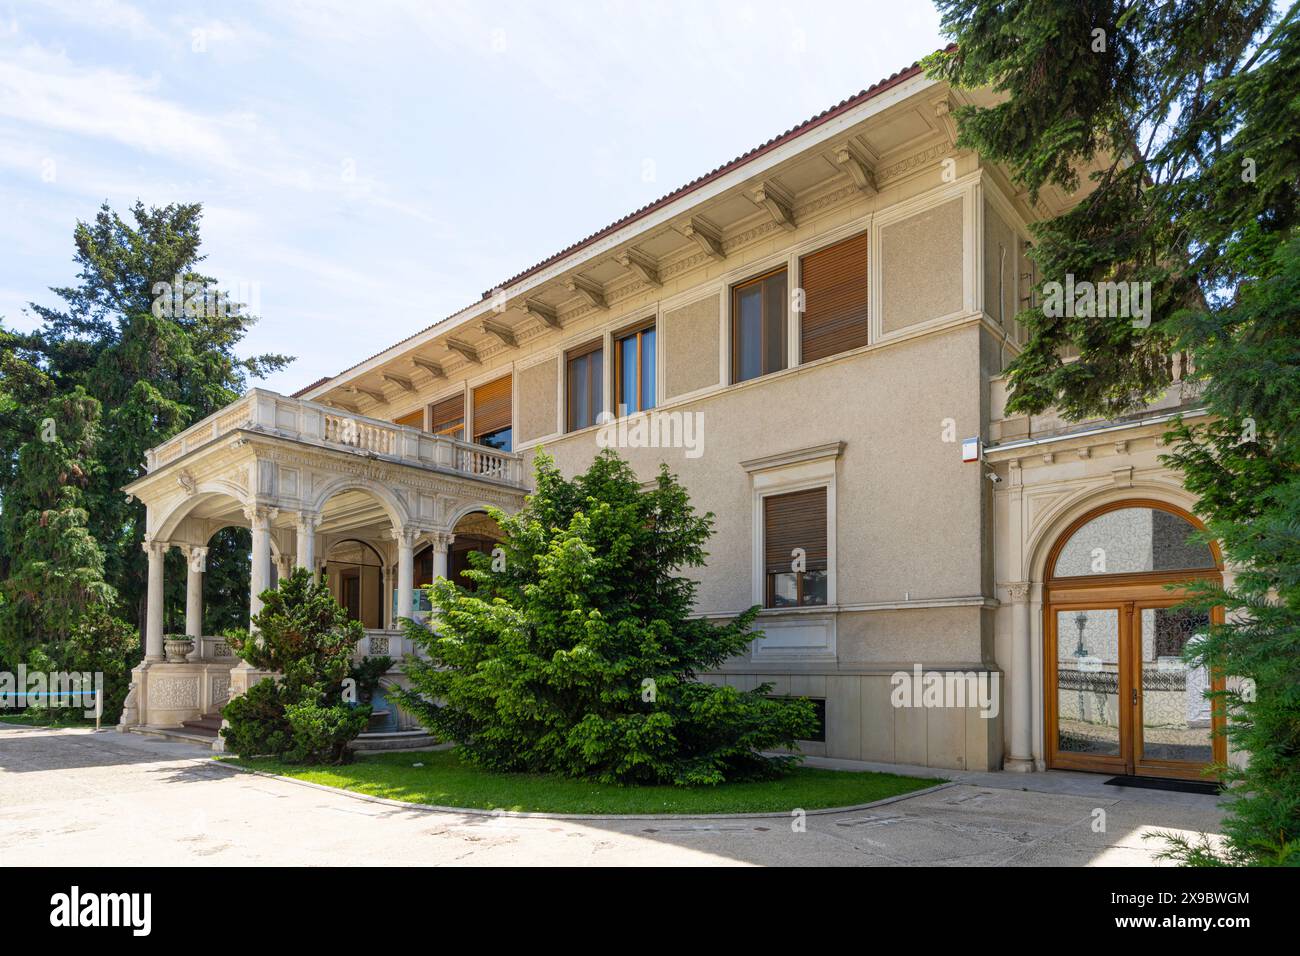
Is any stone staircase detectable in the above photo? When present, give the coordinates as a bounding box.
[179,713,222,738]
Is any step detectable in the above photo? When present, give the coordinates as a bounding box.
[348,730,442,753]
[128,725,222,748]
[180,714,222,736]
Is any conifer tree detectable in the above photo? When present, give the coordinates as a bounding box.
[0,388,138,718]
[930,1,1300,863]
[396,451,817,786]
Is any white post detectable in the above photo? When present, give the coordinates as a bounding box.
[1005,582,1034,771]
[143,539,167,662]
[393,529,417,623]
[246,507,275,631]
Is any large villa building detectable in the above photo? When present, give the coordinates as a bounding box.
[119,53,1228,782]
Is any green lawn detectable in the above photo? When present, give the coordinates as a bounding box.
[227,748,937,814]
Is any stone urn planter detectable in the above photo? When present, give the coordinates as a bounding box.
[163,637,195,663]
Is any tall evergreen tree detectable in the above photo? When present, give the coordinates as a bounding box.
[930,1,1300,863]
[0,387,138,719]
[2,201,291,640]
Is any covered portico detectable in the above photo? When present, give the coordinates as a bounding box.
[118,388,527,735]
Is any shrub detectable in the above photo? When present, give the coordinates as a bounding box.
[220,679,292,758]
[284,700,371,764]
[348,655,393,705]
[221,569,368,764]
[395,450,817,785]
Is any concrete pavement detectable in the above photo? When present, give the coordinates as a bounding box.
[0,722,1227,866]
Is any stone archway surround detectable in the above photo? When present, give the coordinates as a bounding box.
[986,413,1214,773]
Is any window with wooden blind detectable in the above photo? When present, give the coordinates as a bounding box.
[763,487,828,608]
[392,409,424,429]
[472,375,512,451]
[615,322,656,414]
[430,394,465,441]
[800,232,869,363]
[566,340,604,432]
[731,267,787,383]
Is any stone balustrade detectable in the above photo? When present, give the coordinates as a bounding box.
[144,388,524,487]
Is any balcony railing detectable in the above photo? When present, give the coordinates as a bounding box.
[144,388,524,487]
[988,354,1202,444]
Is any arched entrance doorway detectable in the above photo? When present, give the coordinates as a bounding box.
[1044,499,1225,779]
[406,511,503,619]
[448,511,502,587]
[325,539,386,629]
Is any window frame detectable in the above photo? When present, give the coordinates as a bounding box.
[565,338,605,432]
[613,319,656,416]
[798,230,870,364]
[730,265,788,385]
[744,442,841,614]
[428,391,467,442]
[470,374,513,449]
[761,487,829,610]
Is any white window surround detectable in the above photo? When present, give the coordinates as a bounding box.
[743,441,842,662]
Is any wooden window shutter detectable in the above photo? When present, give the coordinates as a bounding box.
[392,409,423,429]
[764,488,827,574]
[472,375,512,437]
[800,233,868,363]
[430,395,465,435]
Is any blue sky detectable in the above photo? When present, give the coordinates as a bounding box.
[0,1,945,393]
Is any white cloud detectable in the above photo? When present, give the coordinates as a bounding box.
[0,45,252,160]
[28,0,171,45]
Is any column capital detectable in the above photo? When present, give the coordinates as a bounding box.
[1006,582,1031,603]
[295,510,322,530]
[183,545,209,572]
[243,505,279,529]
[426,531,456,550]
[389,527,422,548]
[141,536,171,557]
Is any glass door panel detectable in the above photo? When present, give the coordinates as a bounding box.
[1055,607,1123,759]
[1135,604,1214,768]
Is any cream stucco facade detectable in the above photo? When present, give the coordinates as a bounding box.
[122,61,1218,776]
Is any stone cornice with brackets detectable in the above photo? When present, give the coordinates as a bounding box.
[321,134,968,417]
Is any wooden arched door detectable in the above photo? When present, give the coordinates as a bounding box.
[1043,500,1226,780]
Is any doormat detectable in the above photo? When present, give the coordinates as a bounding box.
[1103,775,1222,795]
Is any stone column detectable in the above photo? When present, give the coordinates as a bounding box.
[1029,588,1045,770]
[1005,582,1035,771]
[246,506,276,631]
[431,532,455,582]
[143,539,168,662]
[392,529,418,623]
[382,565,393,629]
[184,545,207,661]
[295,512,319,574]
[275,552,294,587]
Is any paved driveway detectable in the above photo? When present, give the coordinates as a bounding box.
[0,723,1226,866]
